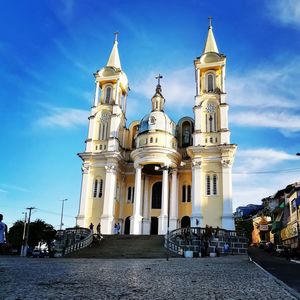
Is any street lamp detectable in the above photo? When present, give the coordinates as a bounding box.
[60,199,68,230]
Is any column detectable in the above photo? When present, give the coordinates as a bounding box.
[191,160,203,227]
[169,169,178,231]
[101,165,117,234]
[93,81,100,107]
[118,175,126,234]
[76,164,90,227]
[142,176,150,234]
[158,168,169,235]
[221,160,235,230]
[130,165,143,234]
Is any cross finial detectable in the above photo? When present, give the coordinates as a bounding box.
[114,31,119,42]
[155,73,163,85]
[208,16,212,27]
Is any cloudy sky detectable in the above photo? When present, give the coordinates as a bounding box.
[1,0,300,229]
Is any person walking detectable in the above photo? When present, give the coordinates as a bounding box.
[0,214,8,254]
[117,223,121,235]
[96,223,101,235]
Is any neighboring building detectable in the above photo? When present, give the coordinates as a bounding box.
[281,182,300,249]
[235,204,263,218]
[76,21,237,235]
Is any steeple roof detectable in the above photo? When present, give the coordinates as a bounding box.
[106,33,121,69]
[203,17,219,54]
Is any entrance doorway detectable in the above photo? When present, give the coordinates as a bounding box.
[150,217,158,235]
[124,216,130,235]
[181,216,190,228]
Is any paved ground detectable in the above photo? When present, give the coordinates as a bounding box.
[248,246,300,294]
[0,255,298,299]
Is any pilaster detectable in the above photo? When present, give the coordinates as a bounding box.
[158,168,169,235]
[101,165,117,234]
[169,169,178,231]
[191,160,203,227]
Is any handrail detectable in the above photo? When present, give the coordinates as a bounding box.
[62,228,94,255]
[165,227,247,256]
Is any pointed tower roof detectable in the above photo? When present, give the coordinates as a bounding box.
[203,17,219,54]
[106,32,121,69]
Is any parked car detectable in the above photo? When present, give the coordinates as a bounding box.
[275,245,285,256]
[32,248,41,258]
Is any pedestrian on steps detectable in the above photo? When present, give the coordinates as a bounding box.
[89,223,94,233]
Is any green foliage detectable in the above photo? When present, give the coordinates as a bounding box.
[235,218,253,243]
[8,219,56,250]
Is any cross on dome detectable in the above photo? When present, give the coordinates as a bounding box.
[155,74,163,86]
[208,16,212,27]
[114,31,119,42]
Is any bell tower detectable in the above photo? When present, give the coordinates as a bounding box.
[77,33,129,232]
[85,32,129,154]
[187,18,237,230]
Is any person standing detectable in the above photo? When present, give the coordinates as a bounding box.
[89,223,94,233]
[117,223,121,235]
[0,214,8,253]
[96,223,101,235]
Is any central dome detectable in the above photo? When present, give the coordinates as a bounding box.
[139,111,176,136]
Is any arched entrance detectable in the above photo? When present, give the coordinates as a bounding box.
[150,217,158,235]
[152,181,162,209]
[124,216,130,235]
[181,216,190,228]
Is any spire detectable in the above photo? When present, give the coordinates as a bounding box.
[106,32,121,69]
[203,17,219,54]
[152,74,165,111]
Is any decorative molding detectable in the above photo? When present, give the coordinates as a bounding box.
[221,159,232,167]
[105,165,117,173]
[192,160,202,168]
[81,164,89,174]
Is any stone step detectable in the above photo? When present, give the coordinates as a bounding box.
[66,235,169,259]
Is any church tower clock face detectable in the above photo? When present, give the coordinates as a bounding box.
[206,103,216,113]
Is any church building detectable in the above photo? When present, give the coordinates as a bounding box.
[76,21,237,235]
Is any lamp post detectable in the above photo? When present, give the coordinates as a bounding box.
[60,199,68,230]
[20,212,27,257]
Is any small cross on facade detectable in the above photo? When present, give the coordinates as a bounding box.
[208,16,212,27]
[114,31,119,42]
[155,74,163,85]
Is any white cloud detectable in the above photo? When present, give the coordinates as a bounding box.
[232,148,300,209]
[230,110,300,133]
[266,0,300,28]
[37,106,89,128]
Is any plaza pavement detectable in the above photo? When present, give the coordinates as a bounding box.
[0,255,298,299]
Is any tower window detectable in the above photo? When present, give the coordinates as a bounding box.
[98,179,103,198]
[105,86,112,104]
[127,187,131,202]
[182,185,191,202]
[207,73,215,92]
[213,175,217,195]
[150,137,153,143]
[187,185,191,202]
[93,180,98,198]
[206,175,211,195]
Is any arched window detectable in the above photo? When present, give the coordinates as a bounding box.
[182,121,192,147]
[150,137,153,143]
[105,86,112,104]
[182,185,186,202]
[187,185,191,202]
[93,180,98,198]
[207,73,215,92]
[127,187,131,202]
[152,182,162,209]
[206,175,211,195]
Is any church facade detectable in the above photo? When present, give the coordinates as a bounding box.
[76,22,237,235]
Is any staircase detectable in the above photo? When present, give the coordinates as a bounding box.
[66,235,167,259]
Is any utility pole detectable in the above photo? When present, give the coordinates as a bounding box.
[22,207,35,257]
[20,212,27,257]
[60,199,68,230]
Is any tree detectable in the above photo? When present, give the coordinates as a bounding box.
[8,219,56,251]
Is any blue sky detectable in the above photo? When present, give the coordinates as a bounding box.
[1,0,300,229]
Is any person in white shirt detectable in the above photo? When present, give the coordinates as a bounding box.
[0,214,8,245]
